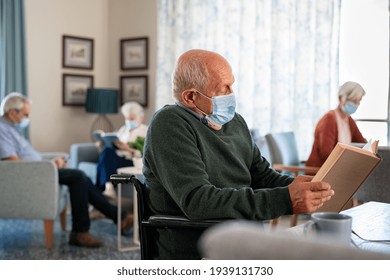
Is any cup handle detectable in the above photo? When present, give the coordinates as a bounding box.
[303,220,315,238]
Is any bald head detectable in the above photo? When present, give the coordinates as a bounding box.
[172,49,232,102]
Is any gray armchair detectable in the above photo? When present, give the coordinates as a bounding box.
[265,131,319,176]
[0,159,68,249]
[69,142,100,185]
[70,142,134,200]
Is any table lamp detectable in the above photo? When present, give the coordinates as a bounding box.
[85,88,119,135]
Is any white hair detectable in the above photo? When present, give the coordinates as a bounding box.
[120,102,144,117]
[338,81,366,102]
[172,52,209,102]
[0,92,30,116]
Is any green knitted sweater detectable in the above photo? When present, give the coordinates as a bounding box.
[143,104,294,259]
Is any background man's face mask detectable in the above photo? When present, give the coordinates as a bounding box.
[16,117,30,130]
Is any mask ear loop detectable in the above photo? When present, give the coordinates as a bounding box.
[194,90,213,117]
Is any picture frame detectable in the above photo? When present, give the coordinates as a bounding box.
[62,74,94,106]
[62,35,94,69]
[120,75,148,106]
[120,37,148,70]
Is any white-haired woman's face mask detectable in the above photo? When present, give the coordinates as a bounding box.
[341,95,363,115]
[124,113,143,130]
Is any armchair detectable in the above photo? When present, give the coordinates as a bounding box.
[252,135,272,164]
[265,131,319,176]
[69,142,100,185]
[0,159,68,249]
[265,131,319,227]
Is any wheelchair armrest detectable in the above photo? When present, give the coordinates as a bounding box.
[148,215,225,229]
[110,173,133,184]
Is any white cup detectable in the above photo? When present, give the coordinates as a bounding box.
[304,212,352,246]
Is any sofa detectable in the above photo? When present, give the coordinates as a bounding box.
[70,142,133,199]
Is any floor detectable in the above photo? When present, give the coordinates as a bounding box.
[0,185,141,260]
[0,212,309,260]
[0,213,140,260]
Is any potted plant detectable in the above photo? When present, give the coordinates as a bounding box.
[128,136,145,169]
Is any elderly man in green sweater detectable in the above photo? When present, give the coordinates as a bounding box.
[143,49,334,259]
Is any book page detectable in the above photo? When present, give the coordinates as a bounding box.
[372,140,379,153]
[362,139,372,152]
[362,139,379,153]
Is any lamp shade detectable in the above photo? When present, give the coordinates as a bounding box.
[86,88,119,114]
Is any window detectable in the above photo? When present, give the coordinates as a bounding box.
[339,0,389,145]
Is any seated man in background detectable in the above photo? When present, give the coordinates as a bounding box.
[143,49,335,259]
[306,81,367,167]
[96,101,148,191]
[0,93,133,248]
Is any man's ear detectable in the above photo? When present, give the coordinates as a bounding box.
[7,109,17,120]
[181,89,197,108]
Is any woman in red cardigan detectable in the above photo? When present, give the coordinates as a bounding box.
[306,81,367,167]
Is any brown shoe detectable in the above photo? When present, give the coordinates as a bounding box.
[69,232,102,248]
[121,214,134,235]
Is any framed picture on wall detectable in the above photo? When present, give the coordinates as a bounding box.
[62,35,94,69]
[120,37,148,70]
[120,75,148,106]
[62,74,94,106]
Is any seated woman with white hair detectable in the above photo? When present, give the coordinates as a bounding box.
[306,81,367,168]
[96,102,148,191]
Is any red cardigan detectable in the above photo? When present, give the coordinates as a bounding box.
[306,110,366,167]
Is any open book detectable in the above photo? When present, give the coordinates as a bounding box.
[312,140,381,212]
[92,130,119,149]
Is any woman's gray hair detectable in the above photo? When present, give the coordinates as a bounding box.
[0,92,30,116]
[338,81,366,102]
[171,52,210,102]
[120,101,144,117]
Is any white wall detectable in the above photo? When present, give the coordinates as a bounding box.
[108,0,157,123]
[25,0,157,153]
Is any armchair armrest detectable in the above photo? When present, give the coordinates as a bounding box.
[40,152,68,161]
[272,163,320,176]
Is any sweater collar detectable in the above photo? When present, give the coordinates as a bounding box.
[175,102,209,126]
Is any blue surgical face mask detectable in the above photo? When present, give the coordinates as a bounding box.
[125,120,138,130]
[16,118,30,130]
[196,91,236,127]
[342,101,359,115]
